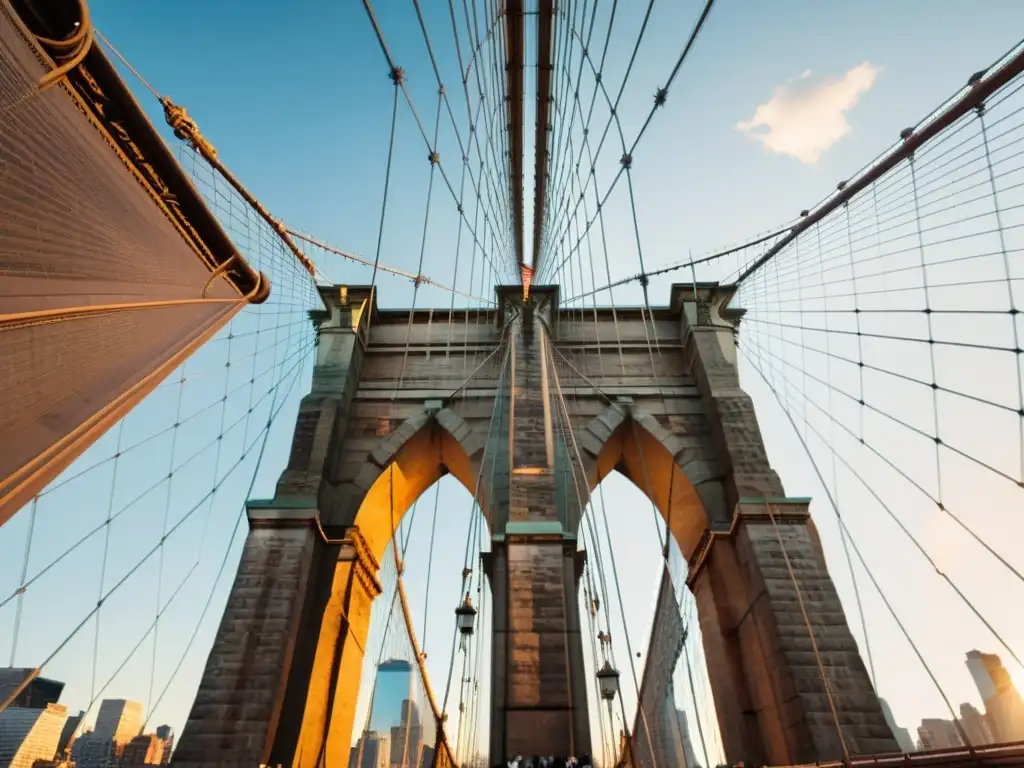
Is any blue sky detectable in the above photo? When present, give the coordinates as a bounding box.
[2,0,1024,764]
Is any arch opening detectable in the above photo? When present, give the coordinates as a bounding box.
[564,407,731,766]
[348,471,494,768]
[335,409,496,766]
[576,471,728,768]
[582,409,725,563]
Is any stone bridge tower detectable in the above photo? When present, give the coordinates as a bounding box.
[171,283,899,768]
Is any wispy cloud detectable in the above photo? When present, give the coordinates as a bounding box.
[736,62,882,164]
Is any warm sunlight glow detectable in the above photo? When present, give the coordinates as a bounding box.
[3,2,1024,766]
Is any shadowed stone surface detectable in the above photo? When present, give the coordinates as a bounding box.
[173,519,316,768]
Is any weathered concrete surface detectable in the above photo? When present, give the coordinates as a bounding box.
[172,514,317,768]
[690,503,898,765]
[488,534,591,760]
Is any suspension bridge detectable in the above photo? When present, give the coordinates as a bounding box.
[1,1,1023,767]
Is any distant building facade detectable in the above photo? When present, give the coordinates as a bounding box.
[0,670,63,711]
[0,702,68,768]
[72,699,144,768]
[155,725,174,764]
[349,731,391,768]
[966,650,1024,742]
[369,660,414,734]
[958,702,994,746]
[121,733,169,766]
[55,710,84,760]
[918,718,963,750]
[389,699,424,768]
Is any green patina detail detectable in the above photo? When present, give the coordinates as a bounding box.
[505,521,565,536]
[737,496,812,505]
[247,497,318,510]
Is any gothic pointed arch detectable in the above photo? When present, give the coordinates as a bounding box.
[322,405,492,563]
[574,399,729,560]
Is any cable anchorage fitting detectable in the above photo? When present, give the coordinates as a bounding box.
[161,98,218,160]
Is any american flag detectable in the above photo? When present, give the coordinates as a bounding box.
[520,262,534,300]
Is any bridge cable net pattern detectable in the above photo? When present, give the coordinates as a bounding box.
[0,0,271,526]
[292,1,522,764]
[569,38,1024,768]
[0,1,321,761]
[542,325,727,768]
[518,1,741,766]
[728,43,1024,766]
[6,0,1024,765]
[1,48,321,760]
[0,72,319,768]
[1,0,738,760]
[529,0,1024,763]
[287,4,710,760]
[0,0,514,765]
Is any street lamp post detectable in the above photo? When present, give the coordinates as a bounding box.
[455,593,477,650]
[597,659,624,764]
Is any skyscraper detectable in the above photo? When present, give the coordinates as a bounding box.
[389,699,423,767]
[958,702,994,746]
[155,725,174,765]
[349,731,390,768]
[91,700,143,745]
[0,669,64,710]
[0,702,68,768]
[369,660,414,735]
[918,718,963,750]
[71,699,144,768]
[55,710,85,760]
[120,733,168,767]
[966,650,1024,742]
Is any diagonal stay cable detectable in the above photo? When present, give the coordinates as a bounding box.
[4,333,315,717]
[0,333,313,614]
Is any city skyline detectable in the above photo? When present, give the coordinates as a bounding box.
[4,643,1022,765]
[883,649,1024,752]
[0,668,173,768]
[367,660,415,737]
[355,657,436,767]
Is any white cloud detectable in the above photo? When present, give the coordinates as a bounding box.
[736,62,882,164]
